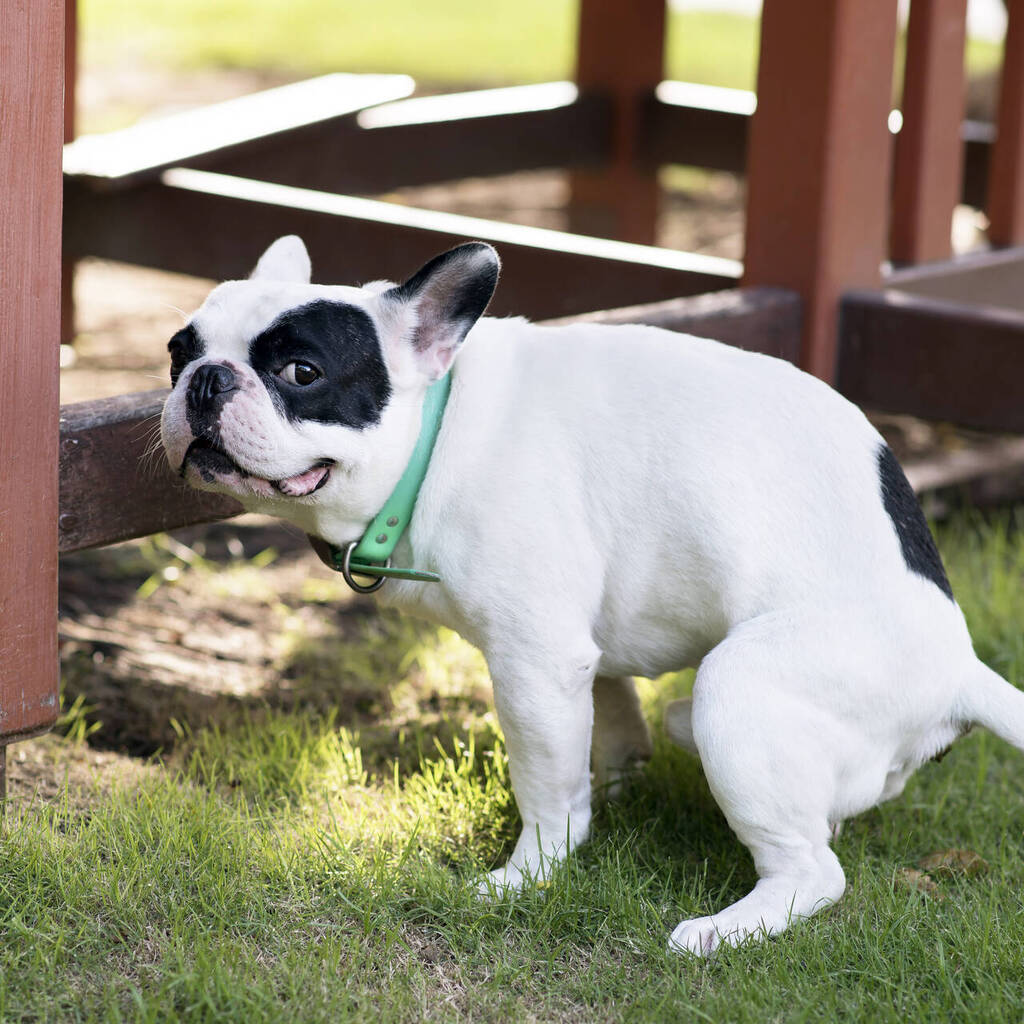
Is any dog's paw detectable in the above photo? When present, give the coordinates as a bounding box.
[475,862,557,901]
[668,916,723,958]
[475,864,525,901]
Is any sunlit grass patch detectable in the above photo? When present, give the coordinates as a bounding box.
[26,510,1024,1019]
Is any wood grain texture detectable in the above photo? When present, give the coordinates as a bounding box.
[58,392,242,554]
[1,0,64,742]
[839,288,1024,432]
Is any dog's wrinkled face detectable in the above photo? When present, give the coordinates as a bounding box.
[160,236,499,537]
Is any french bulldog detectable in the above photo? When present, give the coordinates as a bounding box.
[160,235,1024,956]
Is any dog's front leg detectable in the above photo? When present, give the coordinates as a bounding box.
[480,643,599,894]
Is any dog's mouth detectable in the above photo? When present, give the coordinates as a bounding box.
[181,438,334,497]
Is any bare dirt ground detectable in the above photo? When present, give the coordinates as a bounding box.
[19,65,998,799]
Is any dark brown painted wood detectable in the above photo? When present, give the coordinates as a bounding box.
[743,0,900,381]
[962,118,995,208]
[839,288,1024,432]
[63,0,76,143]
[62,71,1001,207]
[890,0,967,264]
[58,391,241,553]
[62,73,414,190]
[643,84,751,171]
[545,286,802,362]
[1,0,63,743]
[64,171,739,321]
[64,81,605,195]
[988,0,1024,244]
[214,88,609,196]
[61,0,78,344]
[58,287,799,552]
[569,0,665,243]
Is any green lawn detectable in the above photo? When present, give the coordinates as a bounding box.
[4,512,1024,1022]
[82,0,1003,96]
[80,0,762,91]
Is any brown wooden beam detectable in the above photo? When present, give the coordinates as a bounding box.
[59,391,241,553]
[839,288,1024,432]
[61,0,77,345]
[1,0,63,743]
[644,82,752,172]
[63,70,1003,209]
[58,286,799,553]
[545,285,801,362]
[569,0,665,243]
[890,0,967,264]
[743,0,900,381]
[221,85,609,196]
[63,73,415,191]
[988,0,1024,244]
[65,80,606,196]
[64,169,739,321]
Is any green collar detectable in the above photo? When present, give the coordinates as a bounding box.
[308,372,451,593]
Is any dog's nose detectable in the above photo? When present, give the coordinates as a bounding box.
[187,363,237,411]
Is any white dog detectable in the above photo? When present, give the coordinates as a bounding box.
[161,236,1024,956]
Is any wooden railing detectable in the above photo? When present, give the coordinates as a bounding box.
[6,0,1024,767]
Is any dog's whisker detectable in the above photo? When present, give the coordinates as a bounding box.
[160,302,189,322]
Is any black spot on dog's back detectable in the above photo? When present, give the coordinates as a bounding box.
[877,444,953,600]
[249,301,391,429]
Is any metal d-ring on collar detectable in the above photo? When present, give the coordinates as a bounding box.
[339,540,389,594]
[315,372,451,593]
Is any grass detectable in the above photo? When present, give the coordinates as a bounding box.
[80,0,1005,99]
[5,511,1024,1021]
[80,0,762,91]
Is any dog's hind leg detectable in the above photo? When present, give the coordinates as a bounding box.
[591,676,653,800]
[669,623,851,956]
[665,696,699,755]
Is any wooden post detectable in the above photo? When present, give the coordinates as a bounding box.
[1,1,63,746]
[743,0,900,380]
[890,0,968,264]
[61,0,77,345]
[988,0,1024,245]
[568,0,665,244]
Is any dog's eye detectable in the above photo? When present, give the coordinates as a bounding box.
[169,347,189,387]
[279,361,321,386]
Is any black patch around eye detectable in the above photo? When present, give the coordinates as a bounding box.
[248,301,391,429]
[168,324,205,387]
[877,443,953,600]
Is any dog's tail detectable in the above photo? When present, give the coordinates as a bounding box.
[960,660,1024,751]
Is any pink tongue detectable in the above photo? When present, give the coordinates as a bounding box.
[275,464,329,497]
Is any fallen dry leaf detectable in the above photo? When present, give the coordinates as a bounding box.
[918,849,989,878]
[895,867,942,898]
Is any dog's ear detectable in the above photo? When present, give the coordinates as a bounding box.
[381,243,499,380]
[249,235,312,284]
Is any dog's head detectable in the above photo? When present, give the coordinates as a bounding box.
[160,236,499,539]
